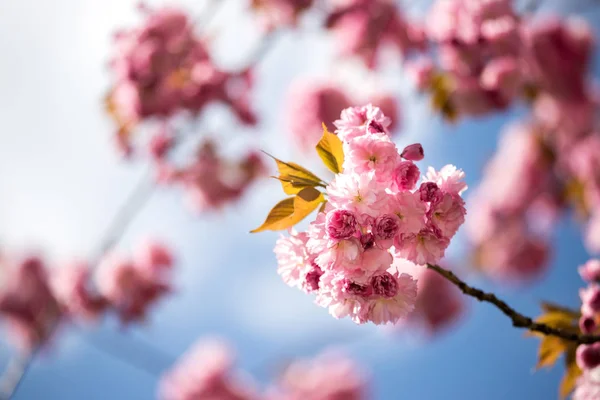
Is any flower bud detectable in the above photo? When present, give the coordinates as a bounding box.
[580,315,597,334]
[419,182,442,203]
[393,161,420,190]
[325,210,357,240]
[581,285,600,316]
[580,259,600,283]
[400,143,424,161]
[374,214,400,240]
[577,343,600,370]
[370,272,399,298]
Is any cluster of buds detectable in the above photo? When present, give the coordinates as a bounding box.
[0,240,174,352]
[159,338,369,400]
[272,104,467,324]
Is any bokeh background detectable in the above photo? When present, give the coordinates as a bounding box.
[0,0,599,398]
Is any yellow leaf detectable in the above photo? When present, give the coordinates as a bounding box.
[250,197,295,233]
[429,73,458,123]
[272,176,323,195]
[536,336,567,369]
[251,188,324,233]
[528,309,579,338]
[318,200,328,214]
[560,347,582,399]
[540,302,581,319]
[264,153,325,194]
[316,123,344,174]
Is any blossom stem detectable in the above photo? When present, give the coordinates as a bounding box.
[426,264,600,344]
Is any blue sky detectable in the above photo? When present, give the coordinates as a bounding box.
[1,0,599,399]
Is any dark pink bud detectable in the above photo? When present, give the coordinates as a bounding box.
[583,286,600,314]
[393,161,420,190]
[400,143,424,161]
[325,210,357,240]
[343,280,372,297]
[375,214,400,240]
[370,272,399,298]
[577,343,600,370]
[580,260,600,283]
[419,182,442,203]
[368,119,385,134]
[580,316,597,334]
[304,264,323,292]
[360,232,375,250]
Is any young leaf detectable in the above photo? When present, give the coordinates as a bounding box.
[250,197,295,233]
[560,346,582,399]
[250,187,325,233]
[264,153,325,194]
[540,302,581,319]
[536,336,567,369]
[316,123,344,174]
[318,200,328,214]
[528,308,579,338]
[272,175,323,195]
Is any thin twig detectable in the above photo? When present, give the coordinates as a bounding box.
[426,264,600,344]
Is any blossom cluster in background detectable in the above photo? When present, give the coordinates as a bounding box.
[274,104,467,325]
[0,240,174,352]
[159,338,369,400]
[105,5,266,214]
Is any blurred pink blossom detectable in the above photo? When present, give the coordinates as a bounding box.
[326,0,426,68]
[96,241,174,324]
[159,338,258,400]
[0,256,62,352]
[51,262,108,322]
[268,351,369,400]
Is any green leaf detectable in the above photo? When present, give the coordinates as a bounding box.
[250,187,325,233]
[316,123,344,174]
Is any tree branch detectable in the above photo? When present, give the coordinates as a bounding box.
[426,263,600,344]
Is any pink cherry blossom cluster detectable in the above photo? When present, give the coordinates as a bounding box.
[0,255,63,352]
[464,14,600,281]
[96,239,175,324]
[275,104,467,324]
[0,240,174,352]
[285,79,398,150]
[159,338,369,400]
[573,260,600,399]
[410,0,594,119]
[325,0,426,69]
[108,5,256,155]
[156,138,266,213]
[466,123,553,281]
[251,0,314,30]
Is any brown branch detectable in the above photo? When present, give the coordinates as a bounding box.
[426,263,600,344]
